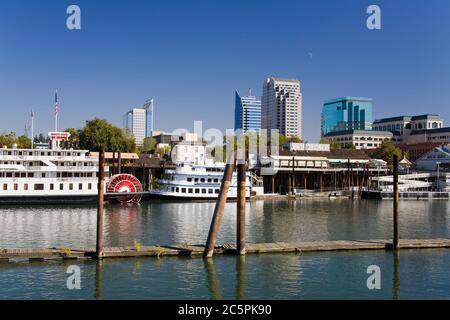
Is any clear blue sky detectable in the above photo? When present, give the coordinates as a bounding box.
[1,0,449,142]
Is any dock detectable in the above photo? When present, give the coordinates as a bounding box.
[1,239,450,262]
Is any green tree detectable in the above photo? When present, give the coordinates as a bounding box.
[16,135,32,148]
[79,118,136,152]
[369,139,403,171]
[0,132,17,147]
[319,138,342,149]
[142,137,157,153]
[64,128,80,149]
[34,133,49,144]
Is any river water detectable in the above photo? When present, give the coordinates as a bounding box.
[0,199,449,299]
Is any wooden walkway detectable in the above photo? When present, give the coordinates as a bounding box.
[1,239,450,262]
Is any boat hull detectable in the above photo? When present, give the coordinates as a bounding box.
[0,194,98,205]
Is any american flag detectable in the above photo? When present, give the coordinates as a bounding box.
[31,110,35,118]
[54,91,60,116]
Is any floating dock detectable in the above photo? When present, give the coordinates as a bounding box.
[1,239,450,262]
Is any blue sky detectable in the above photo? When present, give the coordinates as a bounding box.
[0,0,449,142]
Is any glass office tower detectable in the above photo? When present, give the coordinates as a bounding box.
[234,91,261,133]
[321,97,373,136]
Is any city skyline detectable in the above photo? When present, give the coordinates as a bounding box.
[1,0,449,142]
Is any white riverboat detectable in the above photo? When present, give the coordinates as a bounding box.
[0,143,108,205]
[148,162,260,200]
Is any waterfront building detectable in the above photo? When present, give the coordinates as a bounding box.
[259,148,388,194]
[415,145,450,172]
[234,90,261,133]
[373,114,444,144]
[322,129,393,149]
[372,114,450,161]
[321,97,373,136]
[123,99,154,146]
[261,77,302,138]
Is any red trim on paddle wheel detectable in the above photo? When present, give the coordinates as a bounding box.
[107,174,143,203]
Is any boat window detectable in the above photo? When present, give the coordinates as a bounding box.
[24,184,28,191]
[21,173,26,178]
[215,189,220,194]
[34,184,44,191]
[195,189,200,194]
[60,184,64,190]
[208,189,213,194]
[181,188,186,193]
[187,178,192,182]
[14,184,18,191]
[6,173,12,178]
[171,187,174,192]
[14,173,20,178]
[69,183,73,190]
[207,179,212,183]
[214,179,219,183]
[79,183,83,190]
[50,184,54,191]
[3,184,7,191]
[200,178,205,183]
[28,173,34,178]
[202,189,206,194]
[194,178,199,182]
[88,183,92,190]
[188,188,193,193]
[42,173,46,178]
[176,187,179,193]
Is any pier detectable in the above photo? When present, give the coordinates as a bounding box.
[2,239,450,262]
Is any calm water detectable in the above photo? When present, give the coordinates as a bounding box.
[0,199,449,299]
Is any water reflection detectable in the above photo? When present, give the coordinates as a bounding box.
[0,199,449,249]
[204,259,222,300]
[392,251,400,300]
[235,256,245,300]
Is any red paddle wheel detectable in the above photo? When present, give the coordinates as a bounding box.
[107,174,143,204]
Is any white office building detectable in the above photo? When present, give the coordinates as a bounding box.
[261,77,302,139]
[123,99,154,146]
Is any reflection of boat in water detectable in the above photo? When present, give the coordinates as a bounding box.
[148,162,259,200]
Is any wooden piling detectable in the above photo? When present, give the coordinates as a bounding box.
[117,152,122,174]
[237,162,246,255]
[96,146,106,258]
[291,157,295,195]
[393,154,399,249]
[204,153,235,258]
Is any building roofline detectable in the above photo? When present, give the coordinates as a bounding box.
[323,97,373,105]
[324,129,393,137]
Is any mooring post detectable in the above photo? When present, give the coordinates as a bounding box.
[291,156,295,195]
[393,154,399,249]
[204,152,235,258]
[237,160,246,255]
[96,146,106,258]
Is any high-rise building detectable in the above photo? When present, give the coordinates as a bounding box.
[234,90,261,133]
[123,99,154,146]
[261,77,302,138]
[321,97,373,137]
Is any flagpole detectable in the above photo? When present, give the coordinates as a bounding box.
[54,90,58,132]
[31,110,34,149]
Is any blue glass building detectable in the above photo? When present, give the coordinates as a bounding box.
[234,91,261,133]
[321,97,373,136]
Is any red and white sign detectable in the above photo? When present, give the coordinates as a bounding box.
[48,132,70,141]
